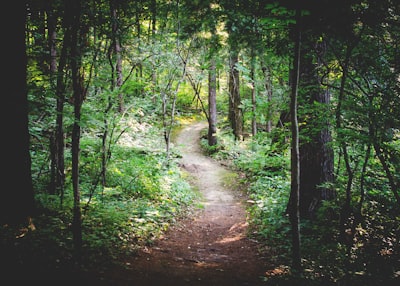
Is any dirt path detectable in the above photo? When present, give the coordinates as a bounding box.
[103,121,270,285]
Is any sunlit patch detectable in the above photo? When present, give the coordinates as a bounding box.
[216,234,243,244]
[214,221,249,244]
[194,261,220,268]
[265,265,291,277]
[228,221,248,232]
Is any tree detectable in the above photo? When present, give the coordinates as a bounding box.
[68,0,84,259]
[1,1,35,225]
[228,41,243,140]
[297,35,335,218]
[296,1,335,219]
[208,55,218,146]
[109,0,124,113]
[46,0,67,197]
[223,0,243,141]
[289,6,302,272]
[206,6,220,147]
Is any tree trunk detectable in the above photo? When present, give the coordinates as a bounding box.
[289,7,302,272]
[250,49,257,137]
[262,65,273,133]
[110,0,124,113]
[47,0,59,195]
[69,0,83,261]
[208,57,218,146]
[228,47,242,140]
[47,1,58,75]
[1,1,35,225]
[298,35,335,219]
[51,5,68,199]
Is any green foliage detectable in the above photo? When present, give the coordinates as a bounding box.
[8,93,200,273]
[235,134,290,176]
[175,82,200,111]
[247,175,291,262]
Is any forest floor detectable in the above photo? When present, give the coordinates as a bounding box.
[4,120,274,286]
[95,120,273,285]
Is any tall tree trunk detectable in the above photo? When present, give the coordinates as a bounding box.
[47,1,58,75]
[262,65,273,132]
[298,35,334,218]
[336,46,355,242]
[150,0,157,98]
[208,56,218,146]
[1,1,35,225]
[250,49,257,137]
[151,0,157,38]
[47,0,59,195]
[100,0,121,188]
[110,0,124,113]
[51,3,74,200]
[228,47,242,140]
[69,0,83,261]
[289,7,302,272]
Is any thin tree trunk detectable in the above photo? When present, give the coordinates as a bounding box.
[163,38,191,161]
[69,0,83,261]
[262,65,273,133]
[336,45,356,245]
[208,56,217,146]
[110,0,124,113]
[250,48,257,137]
[359,143,371,213]
[47,1,58,75]
[47,0,58,195]
[100,0,120,187]
[53,3,74,202]
[289,7,302,272]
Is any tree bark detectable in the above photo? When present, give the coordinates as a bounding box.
[250,49,257,137]
[110,0,124,113]
[289,7,302,272]
[262,65,273,133]
[208,57,218,146]
[298,35,335,218]
[51,4,69,198]
[228,47,242,140]
[68,0,83,260]
[1,1,35,225]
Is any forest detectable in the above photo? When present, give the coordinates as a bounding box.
[1,0,400,285]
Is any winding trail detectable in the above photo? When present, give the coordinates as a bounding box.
[108,121,270,285]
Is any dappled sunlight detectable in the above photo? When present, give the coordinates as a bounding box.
[216,233,244,244]
[215,221,248,244]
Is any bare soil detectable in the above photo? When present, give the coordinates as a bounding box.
[96,121,271,285]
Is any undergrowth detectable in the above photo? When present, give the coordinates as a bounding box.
[204,123,400,286]
[1,115,199,274]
